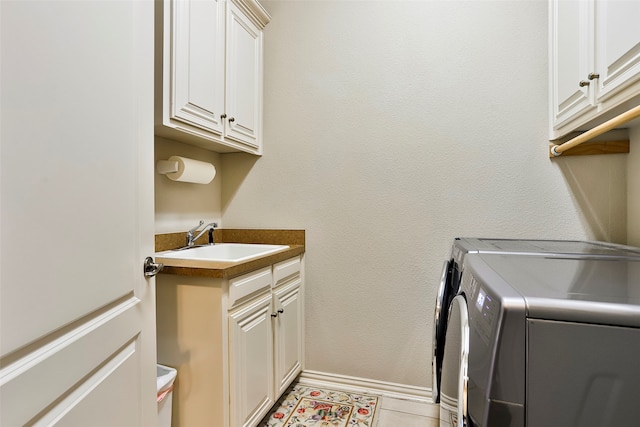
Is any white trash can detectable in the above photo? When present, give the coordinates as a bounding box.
[157,364,177,427]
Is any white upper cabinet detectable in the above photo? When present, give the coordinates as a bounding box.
[225,1,263,147]
[550,0,640,140]
[550,0,594,135]
[169,0,226,136]
[155,0,270,154]
[593,1,640,103]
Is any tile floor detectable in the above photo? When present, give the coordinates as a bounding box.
[375,395,439,427]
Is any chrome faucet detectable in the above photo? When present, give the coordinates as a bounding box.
[186,220,218,246]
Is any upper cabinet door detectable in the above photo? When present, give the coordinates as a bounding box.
[225,0,263,152]
[549,0,640,140]
[550,0,595,133]
[171,0,226,135]
[594,0,640,104]
[156,0,270,154]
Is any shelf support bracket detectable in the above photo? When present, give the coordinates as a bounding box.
[549,105,640,158]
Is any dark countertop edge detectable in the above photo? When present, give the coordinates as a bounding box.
[155,229,305,279]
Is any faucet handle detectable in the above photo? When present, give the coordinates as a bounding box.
[186,220,205,246]
[187,220,205,235]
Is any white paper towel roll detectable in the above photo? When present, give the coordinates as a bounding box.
[165,156,216,184]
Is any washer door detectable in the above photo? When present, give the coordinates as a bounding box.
[439,294,470,427]
[432,259,460,403]
[432,260,451,403]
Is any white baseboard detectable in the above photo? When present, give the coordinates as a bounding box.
[297,370,432,404]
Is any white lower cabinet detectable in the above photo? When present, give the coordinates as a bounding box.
[229,257,304,427]
[156,255,304,427]
[273,276,304,396]
[229,293,275,427]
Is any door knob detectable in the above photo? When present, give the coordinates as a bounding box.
[143,257,164,278]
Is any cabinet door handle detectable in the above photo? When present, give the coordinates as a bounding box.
[220,113,227,119]
[579,80,590,87]
[271,312,278,318]
[588,73,600,80]
[228,117,235,123]
[277,309,284,314]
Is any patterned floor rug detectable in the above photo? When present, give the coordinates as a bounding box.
[259,384,380,427]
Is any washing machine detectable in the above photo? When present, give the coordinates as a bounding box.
[440,252,640,426]
[432,238,640,405]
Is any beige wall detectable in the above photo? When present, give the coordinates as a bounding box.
[154,137,223,234]
[156,1,633,391]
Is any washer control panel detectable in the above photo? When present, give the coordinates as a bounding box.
[463,272,499,345]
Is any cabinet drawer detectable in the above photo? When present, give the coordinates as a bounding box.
[273,256,301,288]
[228,266,272,308]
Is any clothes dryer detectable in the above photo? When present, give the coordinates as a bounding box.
[432,238,640,404]
[440,253,640,426]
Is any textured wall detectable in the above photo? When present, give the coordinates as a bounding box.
[215,0,629,389]
[155,137,223,234]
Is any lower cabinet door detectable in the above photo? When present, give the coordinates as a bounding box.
[229,293,274,427]
[274,282,303,396]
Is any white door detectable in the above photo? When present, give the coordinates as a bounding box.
[0,1,157,426]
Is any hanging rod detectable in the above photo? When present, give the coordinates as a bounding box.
[550,105,640,157]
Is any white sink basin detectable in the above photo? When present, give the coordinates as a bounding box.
[156,243,289,263]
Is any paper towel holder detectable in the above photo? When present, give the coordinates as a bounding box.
[156,159,180,175]
[156,156,216,184]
